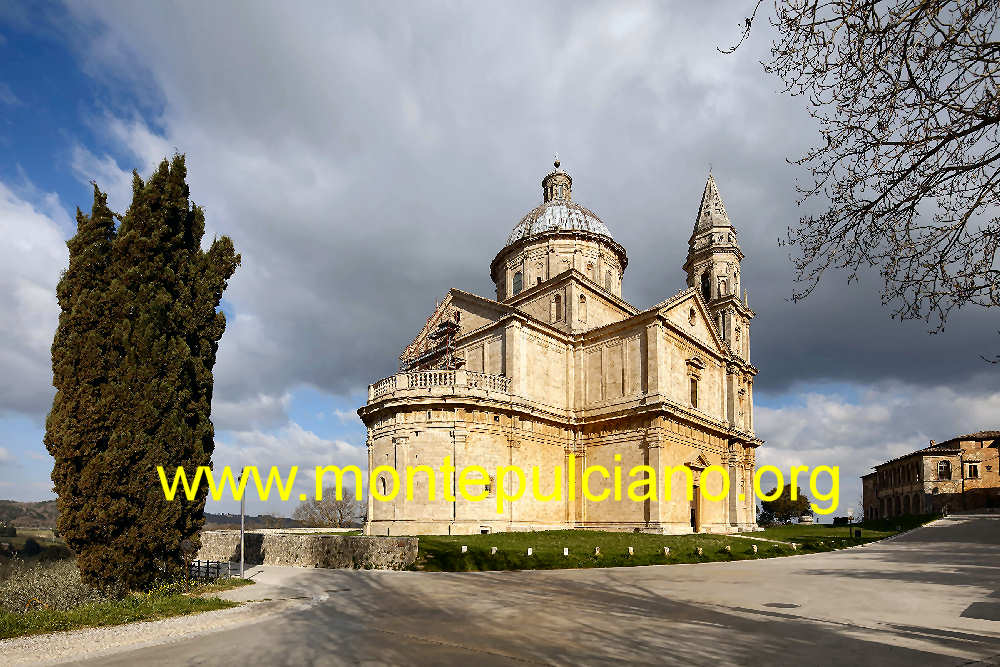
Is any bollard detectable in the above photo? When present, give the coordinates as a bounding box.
[627,546,634,557]
[490,546,497,555]
[563,547,569,556]
[461,545,468,553]
[527,547,533,556]
[663,546,670,556]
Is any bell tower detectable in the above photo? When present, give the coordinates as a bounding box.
[682,172,753,364]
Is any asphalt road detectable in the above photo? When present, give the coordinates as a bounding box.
[53,515,1000,665]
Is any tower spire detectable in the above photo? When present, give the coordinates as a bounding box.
[694,172,731,233]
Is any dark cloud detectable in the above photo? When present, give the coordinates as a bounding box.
[5,1,997,424]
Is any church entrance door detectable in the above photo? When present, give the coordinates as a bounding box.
[690,488,701,532]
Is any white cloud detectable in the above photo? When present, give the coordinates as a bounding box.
[756,380,1000,513]
[209,421,366,515]
[0,181,70,418]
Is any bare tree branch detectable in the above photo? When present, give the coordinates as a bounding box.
[759,1,1000,345]
[719,0,766,53]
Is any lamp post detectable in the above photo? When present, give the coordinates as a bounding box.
[239,465,245,578]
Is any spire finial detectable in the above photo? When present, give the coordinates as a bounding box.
[554,153,560,170]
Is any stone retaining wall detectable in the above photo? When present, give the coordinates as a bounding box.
[196,530,418,570]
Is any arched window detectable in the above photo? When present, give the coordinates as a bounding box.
[605,270,613,291]
[578,294,587,322]
[512,271,523,295]
[554,294,562,321]
[379,476,387,497]
[700,273,711,302]
[938,460,951,480]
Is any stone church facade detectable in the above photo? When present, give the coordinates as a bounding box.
[358,161,761,535]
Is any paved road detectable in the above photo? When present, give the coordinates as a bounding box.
[42,516,1000,665]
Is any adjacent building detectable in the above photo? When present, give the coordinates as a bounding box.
[862,431,1000,519]
[357,161,762,536]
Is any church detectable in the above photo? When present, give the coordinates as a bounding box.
[358,160,761,535]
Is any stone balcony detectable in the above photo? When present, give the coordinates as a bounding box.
[367,370,512,403]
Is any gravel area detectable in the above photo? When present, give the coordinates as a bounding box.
[0,595,312,666]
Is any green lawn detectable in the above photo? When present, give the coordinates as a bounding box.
[757,513,936,546]
[0,574,254,640]
[413,518,936,572]
[0,592,236,639]
[414,529,800,571]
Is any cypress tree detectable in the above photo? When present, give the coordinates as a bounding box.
[45,155,240,590]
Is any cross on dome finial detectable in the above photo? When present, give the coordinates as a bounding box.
[554,153,560,169]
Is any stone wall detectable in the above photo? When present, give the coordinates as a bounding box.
[196,531,418,570]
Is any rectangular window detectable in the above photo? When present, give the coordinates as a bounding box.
[968,464,979,479]
[690,377,698,408]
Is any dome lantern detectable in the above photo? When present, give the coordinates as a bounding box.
[541,156,572,202]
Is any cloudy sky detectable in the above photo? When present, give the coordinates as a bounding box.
[1,1,997,517]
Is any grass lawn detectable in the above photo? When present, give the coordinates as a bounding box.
[414,530,800,571]
[413,516,938,572]
[0,577,254,640]
[757,513,937,546]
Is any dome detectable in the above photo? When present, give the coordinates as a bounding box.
[505,199,613,247]
[504,158,614,247]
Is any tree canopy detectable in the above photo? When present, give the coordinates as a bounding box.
[293,487,362,528]
[45,155,240,591]
[759,486,814,524]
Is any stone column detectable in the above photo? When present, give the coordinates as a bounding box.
[452,430,466,524]
[365,434,374,535]
[645,321,663,397]
[504,320,523,396]
[727,441,739,527]
[645,434,663,528]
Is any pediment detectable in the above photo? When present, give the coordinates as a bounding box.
[400,290,507,369]
[686,453,712,470]
[658,289,726,356]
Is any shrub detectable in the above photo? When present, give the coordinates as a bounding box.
[0,522,15,538]
[0,557,106,613]
[20,538,41,557]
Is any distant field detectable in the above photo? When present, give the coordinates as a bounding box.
[3,527,62,552]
